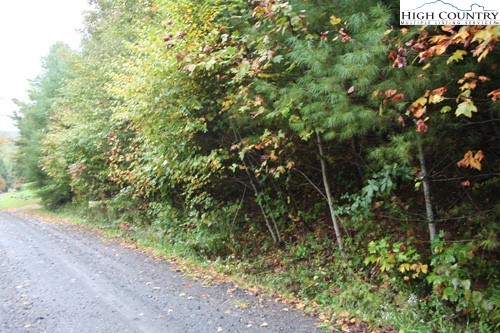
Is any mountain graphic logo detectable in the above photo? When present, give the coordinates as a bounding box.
[409,0,495,12]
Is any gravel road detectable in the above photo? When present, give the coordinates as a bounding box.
[0,211,324,333]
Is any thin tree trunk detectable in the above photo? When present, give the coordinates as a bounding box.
[231,125,280,243]
[316,132,347,261]
[250,181,278,243]
[417,135,437,245]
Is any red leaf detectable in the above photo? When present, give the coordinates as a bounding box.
[392,94,404,103]
[416,120,428,133]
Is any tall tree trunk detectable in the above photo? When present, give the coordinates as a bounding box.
[316,132,347,261]
[417,135,437,246]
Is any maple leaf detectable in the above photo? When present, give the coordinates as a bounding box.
[459,81,477,91]
[434,44,449,55]
[457,150,485,171]
[412,42,428,52]
[412,105,426,118]
[392,94,404,103]
[452,29,470,42]
[409,96,428,118]
[447,50,467,64]
[416,119,428,133]
[472,45,485,58]
[478,46,493,62]
[455,100,477,118]
[487,89,500,102]
[464,72,476,79]
[419,48,435,62]
[329,15,342,25]
[429,35,447,44]
[429,87,447,104]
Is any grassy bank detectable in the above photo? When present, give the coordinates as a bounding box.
[0,188,39,210]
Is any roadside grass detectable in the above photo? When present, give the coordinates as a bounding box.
[0,188,39,210]
[4,200,479,333]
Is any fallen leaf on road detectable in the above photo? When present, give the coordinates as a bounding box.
[237,302,248,309]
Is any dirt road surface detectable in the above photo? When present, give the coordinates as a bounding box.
[0,211,324,333]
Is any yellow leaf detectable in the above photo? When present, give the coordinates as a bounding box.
[329,15,342,25]
[237,302,248,309]
[398,263,410,273]
[412,96,428,107]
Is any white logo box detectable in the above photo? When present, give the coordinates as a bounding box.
[400,0,500,25]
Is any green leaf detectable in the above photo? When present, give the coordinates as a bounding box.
[440,106,452,114]
[472,291,483,305]
[460,279,471,291]
[235,62,250,79]
[205,58,217,70]
[455,100,477,118]
[272,55,284,64]
[447,50,467,64]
